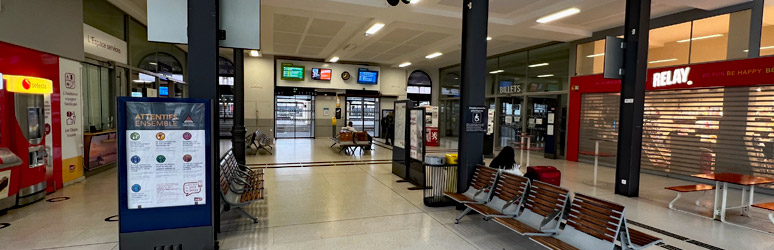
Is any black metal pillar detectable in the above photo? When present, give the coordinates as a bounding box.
[615,0,650,197]
[457,0,488,193]
[232,49,247,165]
[749,0,764,58]
[188,0,220,236]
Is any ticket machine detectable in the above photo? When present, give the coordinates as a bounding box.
[1,74,53,206]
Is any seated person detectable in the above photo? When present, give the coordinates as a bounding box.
[342,121,358,133]
[489,146,522,175]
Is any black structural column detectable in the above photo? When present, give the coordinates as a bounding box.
[187,0,220,235]
[615,0,650,197]
[232,49,247,165]
[457,0,488,193]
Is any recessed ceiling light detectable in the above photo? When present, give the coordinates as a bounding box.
[586,53,605,58]
[529,63,549,68]
[486,36,492,41]
[365,23,385,36]
[426,52,443,59]
[249,50,261,57]
[410,0,420,3]
[537,74,554,78]
[149,62,157,65]
[677,34,722,43]
[537,8,580,23]
[398,62,412,67]
[329,56,340,63]
[648,58,678,64]
[489,70,504,74]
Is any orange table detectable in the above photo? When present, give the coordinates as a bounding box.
[579,138,616,185]
[692,172,774,222]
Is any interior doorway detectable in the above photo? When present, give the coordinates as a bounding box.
[275,95,315,138]
[497,97,522,150]
[346,97,380,137]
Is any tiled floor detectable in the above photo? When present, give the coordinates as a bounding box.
[2,138,774,249]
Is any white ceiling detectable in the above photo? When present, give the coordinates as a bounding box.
[115,0,750,68]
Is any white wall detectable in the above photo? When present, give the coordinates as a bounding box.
[276,59,381,91]
[379,67,407,98]
[244,55,276,134]
[0,0,84,60]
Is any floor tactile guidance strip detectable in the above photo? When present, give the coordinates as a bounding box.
[627,220,725,250]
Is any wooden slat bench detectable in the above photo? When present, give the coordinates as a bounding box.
[529,193,661,250]
[493,180,570,236]
[465,172,529,219]
[665,184,715,209]
[443,165,499,224]
[219,150,265,223]
[530,193,625,250]
[752,202,774,224]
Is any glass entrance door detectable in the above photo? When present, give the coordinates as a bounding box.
[346,97,379,137]
[275,95,315,138]
[497,97,522,150]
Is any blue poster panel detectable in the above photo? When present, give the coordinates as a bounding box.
[118,97,212,233]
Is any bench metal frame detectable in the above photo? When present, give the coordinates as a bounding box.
[219,151,264,223]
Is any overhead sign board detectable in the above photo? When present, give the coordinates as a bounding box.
[83,24,128,64]
[147,0,261,50]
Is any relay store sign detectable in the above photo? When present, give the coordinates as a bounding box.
[652,67,691,88]
[84,24,128,64]
[643,56,774,91]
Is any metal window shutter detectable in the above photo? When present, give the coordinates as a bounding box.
[579,93,620,167]
[579,86,774,185]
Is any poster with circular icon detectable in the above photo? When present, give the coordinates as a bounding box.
[124,101,207,210]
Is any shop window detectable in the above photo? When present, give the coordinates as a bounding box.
[691,11,750,63]
[138,52,184,81]
[495,52,527,95]
[526,43,569,92]
[648,22,691,68]
[575,39,605,76]
[761,2,774,56]
[82,63,115,132]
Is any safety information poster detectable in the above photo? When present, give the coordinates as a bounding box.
[124,102,207,209]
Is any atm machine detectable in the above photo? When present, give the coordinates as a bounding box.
[1,74,53,206]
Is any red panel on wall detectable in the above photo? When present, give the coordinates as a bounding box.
[566,56,774,162]
[0,41,62,191]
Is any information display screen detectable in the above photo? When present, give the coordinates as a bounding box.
[281,64,305,81]
[159,86,169,96]
[311,68,332,81]
[358,70,378,84]
[124,101,207,209]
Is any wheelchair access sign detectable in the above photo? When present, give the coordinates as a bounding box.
[465,106,487,133]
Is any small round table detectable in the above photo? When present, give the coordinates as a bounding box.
[579,138,616,185]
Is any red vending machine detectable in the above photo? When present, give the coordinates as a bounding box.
[1,74,53,206]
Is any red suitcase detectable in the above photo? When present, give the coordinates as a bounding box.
[526,166,561,186]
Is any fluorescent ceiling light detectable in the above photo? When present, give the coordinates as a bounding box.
[398,62,412,68]
[648,58,678,64]
[586,53,605,58]
[425,52,443,59]
[743,46,774,52]
[329,56,340,63]
[486,36,492,41]
[249,50,261,57]
[132,80,153,83]
[537,74,554,78]
[529,63,549,68]
[149,62,157,65]
[365,23,385,36]
[410,0,420,3]
[537,8,580,23]
[489,70,504,74]
[677,34,722,43]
